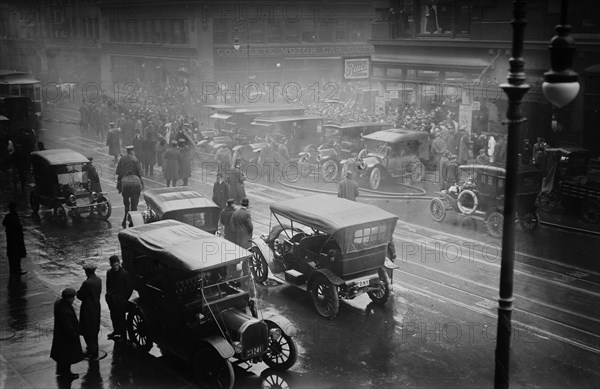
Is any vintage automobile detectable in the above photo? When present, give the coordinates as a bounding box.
[197,130,236,157]
[429,164,542,237]
[119,220,298,389]
[537,147,600,224]
[127,187,221,233]
[343,129,430,190]
[249,194,398,319]
[29,149,111,226]
[316,122,393,179]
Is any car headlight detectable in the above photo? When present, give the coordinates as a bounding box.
[269,328,282,341]
[358,162,366,170]
[68,195,76,204]
[91,192,99,201]
[316,154,322,161]
[232,341,243,354]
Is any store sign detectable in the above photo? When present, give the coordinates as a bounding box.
[343,58,370,80]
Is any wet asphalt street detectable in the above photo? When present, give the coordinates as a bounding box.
[0,107,599,389]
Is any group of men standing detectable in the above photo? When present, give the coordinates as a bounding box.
[50,255,132,380]
[212,171,253,249]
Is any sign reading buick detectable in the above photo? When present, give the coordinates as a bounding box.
[343,57,370,80]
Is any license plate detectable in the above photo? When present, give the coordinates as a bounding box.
[356,279,370,287]
[246,346,263,358]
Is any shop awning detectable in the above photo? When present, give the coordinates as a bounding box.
[210,113,233,120]
[371,54,489,70]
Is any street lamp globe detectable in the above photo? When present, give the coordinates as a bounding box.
[542,9,579,108]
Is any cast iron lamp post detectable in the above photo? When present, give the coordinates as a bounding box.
[494,1,578,388]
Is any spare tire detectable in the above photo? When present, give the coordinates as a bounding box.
[457,189,478,215]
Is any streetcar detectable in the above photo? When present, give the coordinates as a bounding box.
[0,70,43,118]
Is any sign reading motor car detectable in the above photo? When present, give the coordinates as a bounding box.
[343,57,370,80]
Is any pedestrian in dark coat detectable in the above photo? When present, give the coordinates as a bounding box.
[443,155,460,190]
[50,288,83,379]
[220,199,236,241]
[106,125,121,165]
[156,138,167,172]
[3,201,26,276]
[439,151,450,190]
[105,255,133,341]
[338,171,360,201]
[212,172,230,209]
[116,145,144,228]
[77,263,102,358]
[228,161,247,204]
[84,158,102,193]
[132,132,144,170]
[163,140,180,187]
[142,132,156,176]
[229,198,253,249]
[178,139,192,186]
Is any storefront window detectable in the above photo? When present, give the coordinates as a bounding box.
[302,20,316,42]
[283,21,300,43]
[335,19,347,41]
[266,20,283,43]
[318,20,334,42]
[386,68,403,78]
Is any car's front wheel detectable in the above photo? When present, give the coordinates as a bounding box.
[486,211,504,238]
[519,211,539,232]
[193,348,235,389]
[263,326,298,371]
[249,246,269,283]
[368,267,391,306]
[429,198,447,222]
[581,199,600,224]
[310,274,339,319]
[126,308,152,353]
[53,204,68,227]
[369,167,382,190]
[97,198,112,220]
[321,160,339,182]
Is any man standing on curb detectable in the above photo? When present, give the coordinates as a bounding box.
[77,263,102,359]
[3,201,27,277]
[230,198,253,249]
[50,288,83,380]
[338,170,360,201]
[105,255,133,342]
[220,199,236,241]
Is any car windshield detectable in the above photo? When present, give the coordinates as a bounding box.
[56,164,85,185]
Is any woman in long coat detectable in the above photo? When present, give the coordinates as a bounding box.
[163,140,180,187]
[50,288,83,377]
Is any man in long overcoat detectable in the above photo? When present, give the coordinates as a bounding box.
[106,124,121,165]
[50,288,83,379]
[116,145,143,228]
[220,199,236,241]
[212,172,230,209]
[338,171,360,201]
[178,138,192,186]
[163,140,180,187]
[84,158,102,193]
[3,201,26,276]
[105,255,133,341]
[228,161,247,204]
[77,263,102,359]
[230,198,253,249]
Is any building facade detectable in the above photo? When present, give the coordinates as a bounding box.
[370,0,600,154]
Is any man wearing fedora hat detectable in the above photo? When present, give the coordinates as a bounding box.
[338,170,360,201]
[230,198,253,249]
[77,263,102,359]
[220,199,236,241]
[50,288,83,380]
[212,172,229,210]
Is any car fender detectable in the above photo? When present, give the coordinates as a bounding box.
[201,335,235,359]
[250,238,274,264]
[307,268,345,290]
[384,258,398,270]
[263,316,297,337]
[128,211,145,227]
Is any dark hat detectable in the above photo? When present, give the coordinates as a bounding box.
[125,145,134,150]
[241,198,249,207]
[216,172,223,178]
[87,157,94,162]
[109,255,120,264]
[83,262,97,271]
[61,288,76,298]
[226,198,235,205]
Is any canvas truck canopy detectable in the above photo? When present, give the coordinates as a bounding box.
[119,219,250,272]
[270,194,398,253]
[30,149,90,165]
[143,188,220,216]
